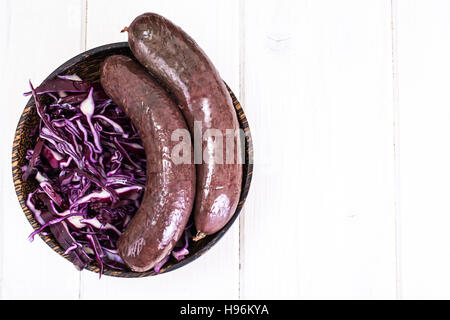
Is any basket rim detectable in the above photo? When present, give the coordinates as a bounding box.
[11,42,253,278]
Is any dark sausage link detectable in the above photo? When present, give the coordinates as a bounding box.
[101,55,195,272]
[127,13,242,240]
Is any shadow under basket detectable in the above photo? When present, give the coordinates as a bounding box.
[12,42,253,278]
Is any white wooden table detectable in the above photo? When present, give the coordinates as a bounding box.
[1,0,450,300]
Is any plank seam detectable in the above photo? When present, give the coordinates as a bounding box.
[84,0,88,51]
[390,0,402,300]
[78,0,89,300]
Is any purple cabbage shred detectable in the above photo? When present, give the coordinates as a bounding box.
[24,75,191,276]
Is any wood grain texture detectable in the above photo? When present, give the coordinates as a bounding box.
[0,0,85,299]
[240,0,397,299]
[79,0,241,299]
[4,0,450,300]
[395,0,450,299]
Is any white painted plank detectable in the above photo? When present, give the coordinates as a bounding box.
[241,0,397,299]
[395,0,450,299]
[0,0,85,299]
[0,0,8,299]
[80,0,240,299]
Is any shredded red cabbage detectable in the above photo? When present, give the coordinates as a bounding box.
[23,75,191,276]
